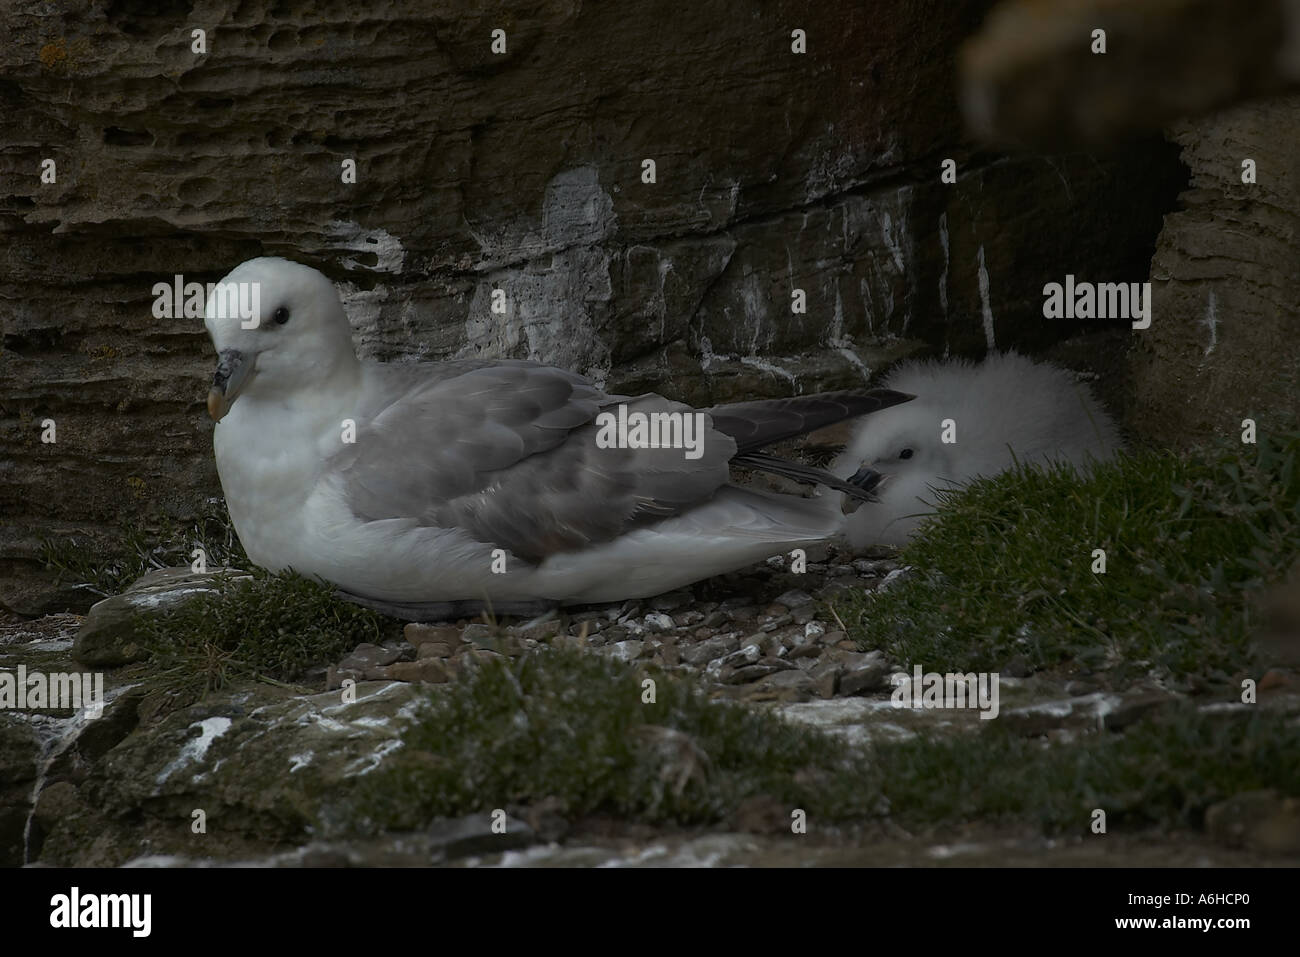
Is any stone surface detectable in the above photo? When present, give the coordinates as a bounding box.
[1130,97,1300,447]
[427,813,537,861]
[838,650,892,696]
[375,659,449,684]
[404,623,463,648]
[681,634,737,666]
[1000,692,1124,736]
[0,0,1183,612]
[72,566,251,667]
[716,644,762,671]
[33,679,429,866]
[0,715,41,866]
[723,662,784,685]
[739,669,815,703]
[337,642,402,672]
[643,612,675,633]
[1205,790,1300,855]
[1255,559,1300,669]
[106,828,1300,868]
[1100,691,1178,731]
[773,589,813,609]
[606,639,645,663]
[415,641,453,660]
[809,660,841,698]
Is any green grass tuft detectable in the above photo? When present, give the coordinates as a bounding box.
[877,704,1300,832]
[41,499,250,598]
[132,567,401,704]
[841,432,1300,689]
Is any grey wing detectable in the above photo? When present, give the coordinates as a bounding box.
[328,362,736,562]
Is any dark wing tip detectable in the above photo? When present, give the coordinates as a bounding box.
[870,389,916,408]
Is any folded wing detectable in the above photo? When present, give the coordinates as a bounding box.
[328,360,736,562]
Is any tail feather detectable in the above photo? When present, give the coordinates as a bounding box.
[708,389,914,454]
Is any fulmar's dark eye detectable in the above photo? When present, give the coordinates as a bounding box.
[273,306,290,325]
[899,448,914,460]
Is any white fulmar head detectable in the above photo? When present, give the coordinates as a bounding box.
[203,257,358,422]
[835,351,1122,550]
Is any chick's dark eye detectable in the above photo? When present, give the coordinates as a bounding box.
[273,306,290,325]
[899,448,914,460]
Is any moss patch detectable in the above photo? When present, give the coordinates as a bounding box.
[877,704,1300,833]
[363,650,1298,836]
[364,649,880,829]
[841,432,1300,689]
[131,568,402,705]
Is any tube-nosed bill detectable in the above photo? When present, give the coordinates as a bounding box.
[207,348,254,422]
[839,464,887,514]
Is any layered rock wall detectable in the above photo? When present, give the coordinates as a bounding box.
[1,1,1183,611]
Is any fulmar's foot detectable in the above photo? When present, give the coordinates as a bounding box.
[333,590,561,622]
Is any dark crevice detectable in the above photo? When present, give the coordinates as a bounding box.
[103,127,155,148]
